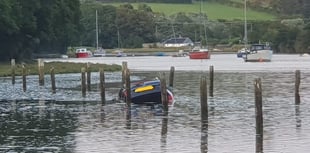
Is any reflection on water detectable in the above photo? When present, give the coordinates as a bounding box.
[0,100,77,152]
[1,69,310,152]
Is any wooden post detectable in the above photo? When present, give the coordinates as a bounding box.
[99,68,106,105]
[122,61,128,86]
[81,67,86,97]
[50,67,56,94]
[126,107,132,129]
[86,63,91,91]
[22,64,27,92]
[209,65,214,97]
[38,59,44,86]
[160,73,168,114]
[295,70,300,105]
[295,70,301,127]
[200,75,208,153]
[254,78,263,153]
[295,105,301,128]
[169,66,175,88]
[161,116,168,145]
[161,73,169,147]
[124,68,131,129]
[11,59,15,85]
[200,75,208,124]
[125,68,131,106]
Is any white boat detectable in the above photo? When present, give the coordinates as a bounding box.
[93,48,106,57]
[241,0,272,62]
[243,44,273,62]
[237,48,249,58]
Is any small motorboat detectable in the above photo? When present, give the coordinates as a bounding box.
[75,48,92,58]
[119,79,175,105]
[243,44,273,62]
[189,47,210,59]
[237,48,248,58]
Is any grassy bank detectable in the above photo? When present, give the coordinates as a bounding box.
[102,2,275,20]
[0,61,122,77]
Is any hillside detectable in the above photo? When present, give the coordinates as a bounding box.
[101,1,276,21]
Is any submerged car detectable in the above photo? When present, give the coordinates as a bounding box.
[119,79,174,105]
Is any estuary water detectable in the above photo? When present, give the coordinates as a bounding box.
[1,54,310,153]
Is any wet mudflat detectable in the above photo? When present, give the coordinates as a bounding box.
[1,54,310,153]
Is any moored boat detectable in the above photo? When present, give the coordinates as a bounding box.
[189,47,210,59]
[75,48,92,58]
[237,48,248,58]
[243,44,273,62]
[240,0,272,62]
[119,79,175,105]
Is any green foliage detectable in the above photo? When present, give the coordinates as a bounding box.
[106,2,275,20]
[2,0,310,62]
[0,0,81,62]
[138,3,153,12]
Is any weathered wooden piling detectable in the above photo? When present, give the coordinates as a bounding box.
[254,78,263,153]
[169,66,175,88]
[295,70,300,105]
[161,116,168,143]
[38,59,45,86]
[125,68,131,106]
[126,109,132,129]
[200,75,209,152]
[209,65,214,97]
[295,105,301,128]
[50,67,56,94]
[99,68,106,105]
[86,63,91,91]
[22,64,27,92]
[125,68,131,129]
[200,75,208,124]
[160,73,168,114]
[122,61,128,86]
[201,127,208,153]
[81,67,86,97]
[11,59,15,85]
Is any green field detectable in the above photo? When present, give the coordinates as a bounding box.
[102,2,276,21]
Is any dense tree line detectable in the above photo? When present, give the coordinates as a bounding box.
[0,0,81,61]
[80,3,310,54]
[1,1,310,62]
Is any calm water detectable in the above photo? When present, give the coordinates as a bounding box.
[1,54,310,153]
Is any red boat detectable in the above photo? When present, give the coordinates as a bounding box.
[189,47,210,59]
[75,48,92,58]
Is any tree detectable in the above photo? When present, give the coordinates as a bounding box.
[115,4,156,48]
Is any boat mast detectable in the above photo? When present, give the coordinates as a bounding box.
[244,0,248,49]
[117,29,120,49]
[172,23,176,44]
[96,10,99,50]
[198,0,207,48]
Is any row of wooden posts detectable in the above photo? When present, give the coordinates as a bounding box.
[10,59,302,153]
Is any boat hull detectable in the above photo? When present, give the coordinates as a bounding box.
[189,51,210,59]
[119,80,174,105]
[76,52,91,58]
[237,52,244,58]
[244,50,273,62]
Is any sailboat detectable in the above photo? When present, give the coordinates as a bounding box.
[242,0,272,62]
[189,0,210,59]
[114,29,126,57]
[93,10,106,57]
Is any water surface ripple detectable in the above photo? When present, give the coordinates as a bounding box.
[1,55,310,152]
